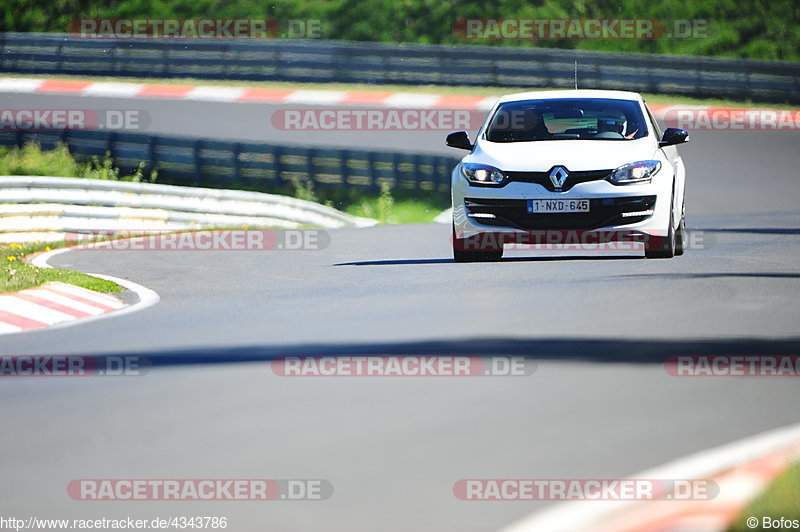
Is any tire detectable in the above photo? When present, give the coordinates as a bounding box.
[453,226,503,262]
[454,248,504,262]
[645,204,676,259]
[674,202,686,256]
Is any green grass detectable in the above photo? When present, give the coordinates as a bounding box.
[0,143,156,181]
[263,180,449,223]
[0,241,123,294]
[347,197,444,224]
[727,461,800,532]
[285,178,449,224]
[0,142,79,177]
[3,72,797,110]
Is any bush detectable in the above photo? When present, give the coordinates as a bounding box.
[0,143,155,182]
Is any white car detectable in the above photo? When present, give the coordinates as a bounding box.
[447,89,689,262]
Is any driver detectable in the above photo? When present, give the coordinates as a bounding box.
[521,109,552,140]
[597,109,627,136]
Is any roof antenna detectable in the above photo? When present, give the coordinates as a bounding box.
[574,60,578,89]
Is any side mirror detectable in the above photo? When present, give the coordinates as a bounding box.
[446,131,473,150]
[659,127,689,147]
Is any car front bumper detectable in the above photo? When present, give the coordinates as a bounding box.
[452,169,673,245]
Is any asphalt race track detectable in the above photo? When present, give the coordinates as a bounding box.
[1,92,799,532]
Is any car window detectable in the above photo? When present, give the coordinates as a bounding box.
[485,98,648,142]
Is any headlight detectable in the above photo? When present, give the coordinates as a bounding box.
[461,163,506,185]
[608,160,662,185]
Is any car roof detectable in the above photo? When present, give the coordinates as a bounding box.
[497,89,644,104]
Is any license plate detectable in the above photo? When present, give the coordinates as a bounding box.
[527,199,590,213]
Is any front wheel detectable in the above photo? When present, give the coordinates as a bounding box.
[674,202,686,256]
[645,209,676,259]
[454,248,504,262]
[453,226,503,262]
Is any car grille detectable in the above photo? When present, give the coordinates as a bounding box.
[504,169,612,192]
[464,196,657,230]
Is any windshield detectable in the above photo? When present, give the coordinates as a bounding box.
[485,98,648,142]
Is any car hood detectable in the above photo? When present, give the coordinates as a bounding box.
[468,138,659,172]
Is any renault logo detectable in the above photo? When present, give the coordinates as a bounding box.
[549,166,569,189]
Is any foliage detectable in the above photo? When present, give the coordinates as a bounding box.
[0,143,155,182]
[4,0,798,60]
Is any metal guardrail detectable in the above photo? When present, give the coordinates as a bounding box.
[0,129,459,194]
[0,175,377,242]
[1,32,799,103]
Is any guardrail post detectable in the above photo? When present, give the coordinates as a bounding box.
[273,146,284,184]
[395,152,408,187]
[107,132,117,161]
[340,149,349,185]
[307,147,315,184]
[437,156,455,192]
[412,154,423,190]
[193,140,202,186]
[366,151,377,192]
[744,71,753,102]
[337,46,348,83]
[232,142,242,186]
[391,152,400,189]
[275,48,284,82]
[148,137,157,177]
[162,45,169,76]
[111,41,119,73]
[490,61,499,86]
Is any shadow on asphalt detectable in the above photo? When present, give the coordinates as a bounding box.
[609,272,800,280]
[335,255,640,266]
[696,228,800,235]
[78,337,800,371]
